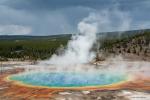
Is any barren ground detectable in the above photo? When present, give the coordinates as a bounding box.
[0,60,150,100]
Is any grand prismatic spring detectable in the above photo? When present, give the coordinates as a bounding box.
[8,71,128,88]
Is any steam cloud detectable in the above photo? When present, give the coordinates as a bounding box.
[44,8,131,66]
[48,13,98,66]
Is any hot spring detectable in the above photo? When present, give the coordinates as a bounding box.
[8,71,128,88]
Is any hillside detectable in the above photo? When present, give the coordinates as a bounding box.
[100,30,150,61]
[0,29,150,61]
[0,35,71,61]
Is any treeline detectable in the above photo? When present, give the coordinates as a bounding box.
[0,36,70,61]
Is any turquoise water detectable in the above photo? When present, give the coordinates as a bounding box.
[10,72,127,87]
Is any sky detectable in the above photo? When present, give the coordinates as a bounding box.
[0,0,150,35]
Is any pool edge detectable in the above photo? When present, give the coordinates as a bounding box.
[5,74,131,90]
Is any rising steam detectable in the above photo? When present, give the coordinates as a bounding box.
[48,13,98,66]
[45,9,131,66]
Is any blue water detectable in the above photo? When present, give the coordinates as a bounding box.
[10,72,127,87]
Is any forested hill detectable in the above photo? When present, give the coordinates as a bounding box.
[100,29,150,60]
[0,29,150,61]
[0,34,71,61]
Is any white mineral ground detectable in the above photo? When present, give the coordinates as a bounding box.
[119,90,150,100]
[54,90,150,100]
[0,61,32,71]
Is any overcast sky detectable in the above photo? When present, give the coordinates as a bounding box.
[0,0,150,35]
